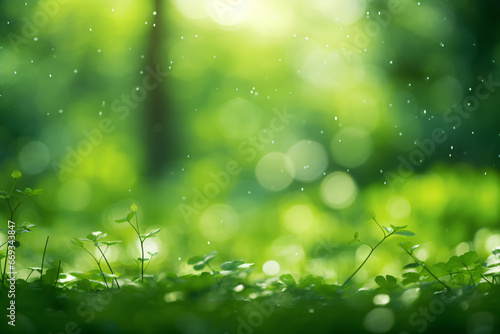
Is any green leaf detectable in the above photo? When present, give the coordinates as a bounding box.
[386,275,397,288]
[221,260,245,271]
[23,187,33,195]
[71,238,83,247]
[403,263,421,269]
[131,203,138,212]
[11,170,22,179]
[142,228,161,240]
[114,218,128,223]
[17,223,36,235]
[204,251,218,263]
[31,189,43,196]
[394,230,417,237]
[459,251,479,267]
[75,279,92,292]
[147,251,159,257]
[43,268,60,285]
[390,224,407,232]
[86,231,107,242]
[492,248,500,256]
[399,242,414,253]
[354,231,359,240]
[187,251,218,271]
[0,190,10,199]
[193,263,206,270]
[279,274,297,287]
[382,226,393,234]
[401,272,421,285]
[433,262,459,276]
[454,272,466,286]
[410,244,420,252]
[375,275,387,288]
[187,255,204,265]
[126,211,135,221]
[100,241,122,246]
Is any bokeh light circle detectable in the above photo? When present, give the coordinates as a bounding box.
[255,152,295,191]
[320,172,357,209]
[283,205,314,233]
[18,141,50,175]
[286,140,328,182]
[316,0,366,25]
[262,260,280,275]
[386,196,411,220]
[363,308,395,333]
[300,49,365,89]
[175,0,209,20]
[331,127,373,167]
[199,204,239,241]
[207,0,253,26]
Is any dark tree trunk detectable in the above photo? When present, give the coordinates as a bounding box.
[144,0,179,177]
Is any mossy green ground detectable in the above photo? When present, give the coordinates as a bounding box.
[1,271,498,334]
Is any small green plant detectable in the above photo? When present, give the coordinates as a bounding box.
[188,251,254,288]
[399,242,451,290]
[0,170,42,289]
[188,251,220,286]
[400,245,498,290]
[72,231,121,289]
[342,216,416,287]
[115,204,160,283]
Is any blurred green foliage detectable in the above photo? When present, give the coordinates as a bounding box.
[0,0,499,287]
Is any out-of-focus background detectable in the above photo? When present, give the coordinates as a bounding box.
[0,0,499,285]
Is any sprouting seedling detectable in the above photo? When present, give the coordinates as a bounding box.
[115,204,160,283]
[342,216,416,287]
[144,251,159,274]
[75,231,121,288]
[97,241,122,288]
[218,260,254,288]
[1,170,42,290]
[433,250,493,288]
[187,251,219,286]
[0,170,43,222]
[399,242,451,290]
[72,232,121,290]
[40,236,50,281]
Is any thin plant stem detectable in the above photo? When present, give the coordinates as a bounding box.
[140,240,144,282]
[126,216,144,283]
[40,236,50,281]
[405,251,451,291]
[464,265,475,285]
[144,254,154,272]
[53,259,61,288]
[135,214,144,283]
[342,217,394,287]
[207,263,220,287]
[26,269,35,281]
[81,246,109,290]
[478,272,492,286]
[342,237,386,287]
[97,245,120,288]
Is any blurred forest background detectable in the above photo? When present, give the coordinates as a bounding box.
[0,0,499,286]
